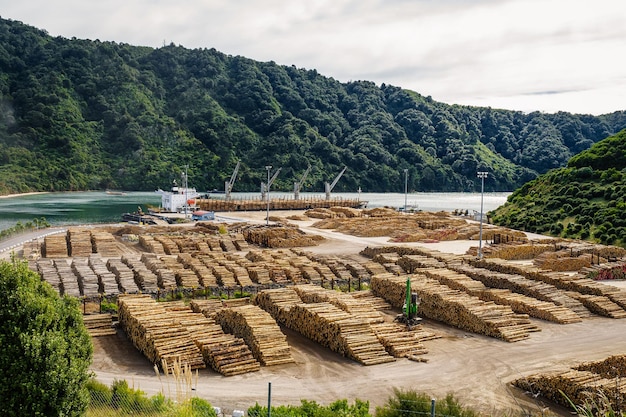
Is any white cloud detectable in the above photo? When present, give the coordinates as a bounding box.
[2,0,625,114]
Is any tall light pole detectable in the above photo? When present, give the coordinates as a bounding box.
[265,165,272,226]
[403,169,408,213]
[477,171,488,259]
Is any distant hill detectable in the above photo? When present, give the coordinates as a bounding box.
[1,17,626,195]
[491,129,626,247]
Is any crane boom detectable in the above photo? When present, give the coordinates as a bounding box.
[268,167,281,188]
[325,166,347,200]
[225,161,240,200]
[294,165,312,200]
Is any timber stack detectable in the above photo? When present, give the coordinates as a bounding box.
[215,305,295,366]
[117,294,205,372]
[371,273,539,342]
[195,197,364,212]
[82,313,116,337]
[163,303,261,376]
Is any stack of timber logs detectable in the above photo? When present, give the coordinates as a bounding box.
[117,294,205,372]
[254,287,304,325]
[71,258,100,297]
[82,313,116,336]
[242,225,324,248]
[91,232,122,257]
[54,259,81,297]
[37,259,62,293]
[513,369,626,411]
[370,322,438,360]
[449,262,591,318]
[107,258,138,293]
[215,305,295,366]
[44,233,68,258]
[138,235,166,255]
[121,255,159,293]
[576,355,626,378]
[163,304,260,376]
[67,229,93,257]
[293,284,385,324]
[88,255,118,294]
[472,258,626,318]
[371,273,539,342]
[421,267,582,324]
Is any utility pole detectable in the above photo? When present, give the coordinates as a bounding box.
[404,169,408,212]
[477,171,488,259]
[265,166,272,226]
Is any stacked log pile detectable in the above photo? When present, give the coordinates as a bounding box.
[153,236,179,255]
[285,302,395,365]
[575,355,626,378]
[254,287,304,324]
[568,293,626,319]
[138,235,166,255]
[54,259,81,297]
[121,255,159,292]
[534,251,593,271]
[371,273,539,342]
[472,258,626,318]
[449,262,591,318]
[183,255,218,288]
[91,232,122,257]
[117,294,205,372]
[37,259,62,293]
[44,233,68,258]
[88,255,118,294]
[421,267,581,324]
[215,305,295,366]
[22,240,41,260]
[71,258,100,297]
[163,304,261,376]
[67,229,93,257]
[397,255,446,273]
[158,255,199,288]
[140,254,177,289]
[513,369,626,410]
[370,322,437,360]
[82,313,116,336]
[350,290,393,311]
[190,299,227,318]
[107,258,138,293]
[242,225,325,248]
[293,284,385,324]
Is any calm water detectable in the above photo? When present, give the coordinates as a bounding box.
[0,191,510,231]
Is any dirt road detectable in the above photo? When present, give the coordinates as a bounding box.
[90,211,626,415]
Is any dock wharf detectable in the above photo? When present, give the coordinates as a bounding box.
[195,196,366,212]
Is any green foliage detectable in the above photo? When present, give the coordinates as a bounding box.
[248,398,371,417]
[86,378,217,416]
[0,258,93,416]
[492,130,626,247]
[0,217,50,240]
[375,389,478,417]
[1,18,625,194]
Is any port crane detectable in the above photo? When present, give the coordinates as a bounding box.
[261,167,281,201]
[325,166,347,200]
[293,165,312,200]
[224,161,240,201]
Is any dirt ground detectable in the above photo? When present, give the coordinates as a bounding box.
[90,211,626,416]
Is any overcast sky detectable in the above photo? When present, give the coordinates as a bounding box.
[2,0,625,115]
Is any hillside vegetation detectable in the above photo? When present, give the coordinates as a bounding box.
[491,129,626,247]
[1,17,626,194]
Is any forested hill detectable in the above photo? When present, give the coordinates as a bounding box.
[1,17,625,195]
[491,129,626,247]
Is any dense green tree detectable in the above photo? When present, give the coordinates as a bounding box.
[0,258,93,416]
[0,17,625,194]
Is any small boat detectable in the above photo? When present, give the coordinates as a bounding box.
[105,190,127,196]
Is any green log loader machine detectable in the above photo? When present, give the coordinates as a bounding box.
[395,277,422,328]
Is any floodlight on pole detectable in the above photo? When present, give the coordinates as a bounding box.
[477,171,488,259]
[266,166,272,226]
[403,169,408,213]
